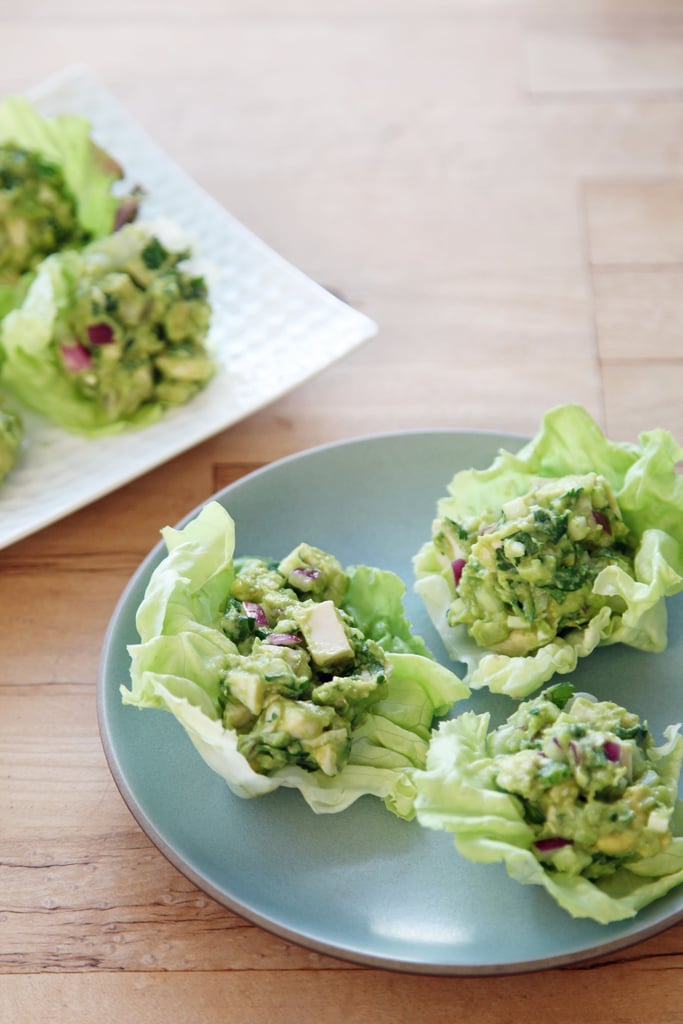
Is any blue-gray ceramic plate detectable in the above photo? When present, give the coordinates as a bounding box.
[97,430,683,974]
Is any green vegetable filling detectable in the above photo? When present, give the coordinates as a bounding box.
[432,472,635,656]
[56,232,213,421]
[0,145,90,284]
[218,543,390,777]
[488,685,678,879]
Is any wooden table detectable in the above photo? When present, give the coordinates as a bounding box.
[2,1,683,1020]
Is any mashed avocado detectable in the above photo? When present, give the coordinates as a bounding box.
[0,222,215,433]
[55,228,213,421]
[0,145,90,285]
[432,473,634,657]
[489,683,678,879]
[219,543,390,776]
[0,397,21,480]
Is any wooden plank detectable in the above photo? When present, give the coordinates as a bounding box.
[585,180,683,266]
[1,837,344,973]
[1,685,120,833]
[3,941,683,1024]
[593,268,683,361]
[223,180,585,290]
[526,22,683,95]
[247,356,602,441]
[603,362,683,441]
[0,0,542,22]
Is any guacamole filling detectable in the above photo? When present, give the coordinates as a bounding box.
[489,683,677,880]
[57,233,213,421]
[218,543,390,777]
[432,473,635,657]
[0,145,90,284]
[0,398,22,480]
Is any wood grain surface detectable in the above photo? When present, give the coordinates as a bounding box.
[1,1,682,1021]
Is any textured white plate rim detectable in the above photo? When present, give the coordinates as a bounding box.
[97,428,683,975]
[0,65,377,551]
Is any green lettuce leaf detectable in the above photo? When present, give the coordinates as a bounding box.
[0,95,133,316]
[0,395,22,481]
[121,501,469,816]
[341,564,434,659]
[414,404,683,698]
[413,711,683,923]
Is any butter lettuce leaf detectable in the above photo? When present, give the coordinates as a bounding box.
[413,711,683,924]
[121,501,469,817]
[414,404,683,698]
[0,95,135,317]
[0,221,212,435]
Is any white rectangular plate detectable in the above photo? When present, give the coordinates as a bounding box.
[0,66,377,551]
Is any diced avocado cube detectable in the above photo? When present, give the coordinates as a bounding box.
[222,700,255,730]
[269,697,335,740]
[225,668,265,715]
[278,543,349,602]
[296,600,354,669]
[301,727,349,776]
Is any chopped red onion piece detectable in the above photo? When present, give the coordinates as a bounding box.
[60,341,92,372]
[591,509,612,534]
[87,322,114,346]
[289,566,322,589]
[534,837,573,852]
[548,737,565,762]
[243,601,268,627]
[603,740,621,762]
[114,196,141,230]
[264,633,301,646]
[451,558,466,586]
[569,740,581,765]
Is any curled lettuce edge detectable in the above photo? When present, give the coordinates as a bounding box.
[0,220,206,436]
[0,95,124,235]
[413,711,683,924]
[413,404,683,699]
[0,95,130,315]
[120,501,470,817]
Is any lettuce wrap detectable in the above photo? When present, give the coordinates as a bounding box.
[0,220,213,435]
[414,405,683,699]
[121,501,469,817]
[0,95,138,317]
[413,684,683,923]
